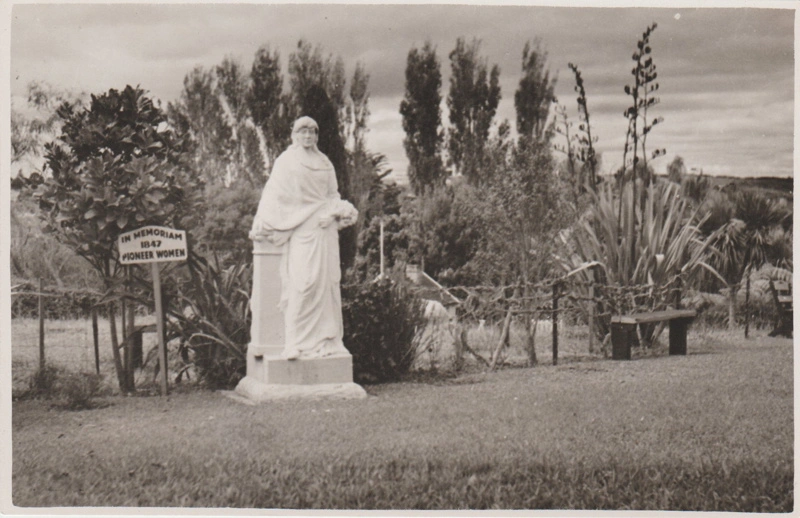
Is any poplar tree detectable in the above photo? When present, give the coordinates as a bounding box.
[400,41,445,194]
[446,37,501,185]
[514,39,556,143]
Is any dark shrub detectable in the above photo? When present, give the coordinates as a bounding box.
[26,364,62,398]
[342,276,425,384]
[57,372,103,410]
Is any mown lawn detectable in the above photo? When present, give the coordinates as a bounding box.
[11,332,793,511]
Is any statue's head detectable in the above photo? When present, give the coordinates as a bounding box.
[292,116,319,150]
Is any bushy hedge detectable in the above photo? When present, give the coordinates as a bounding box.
[11,284,98,320]
[342,276,425,384]
[690,291,781,329]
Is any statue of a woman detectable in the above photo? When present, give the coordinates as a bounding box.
[249,116,358,360]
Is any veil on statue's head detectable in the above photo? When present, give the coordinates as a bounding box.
[288,116,331,170]
[290,116,320,148]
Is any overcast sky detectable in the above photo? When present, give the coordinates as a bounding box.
[9,2,796,182]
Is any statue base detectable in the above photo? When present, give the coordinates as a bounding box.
[234,351,368,401]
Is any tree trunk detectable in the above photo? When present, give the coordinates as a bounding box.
[527,315,538,366]
[108,301,128,393]
[728,285,738,331]
[521,284,537,366]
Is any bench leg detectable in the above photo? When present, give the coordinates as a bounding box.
[669,318,691,355]
[132,331,143,369]
[611,323,635,360]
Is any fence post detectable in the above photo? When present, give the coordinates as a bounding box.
[453,323,465,373]
[38,278,45,371]
[588,266,596,354]
[552,281,559,366]
[92,307,100,375]
[744,272,750,339]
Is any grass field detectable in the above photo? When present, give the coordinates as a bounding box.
[11,326,793,511]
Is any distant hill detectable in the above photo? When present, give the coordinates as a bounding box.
[677,174,793,202]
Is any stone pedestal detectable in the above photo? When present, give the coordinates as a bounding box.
[235,239,367,401]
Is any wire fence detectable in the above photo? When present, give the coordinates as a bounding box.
[414,268,689,370]
[11,280,161,394]
[9,269,709,391]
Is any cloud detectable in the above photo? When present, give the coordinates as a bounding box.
[10,3,794,180]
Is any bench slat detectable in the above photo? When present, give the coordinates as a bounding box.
[611,309,696,325]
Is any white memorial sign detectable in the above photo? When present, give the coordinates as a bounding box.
[118,226,187,264]
[117,225,187,396]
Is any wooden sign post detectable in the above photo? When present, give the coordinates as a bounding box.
[118,225,188,396]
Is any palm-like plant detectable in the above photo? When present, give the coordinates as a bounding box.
[702,190,791,332]
[704,218,746,331]
[732,190,791,335]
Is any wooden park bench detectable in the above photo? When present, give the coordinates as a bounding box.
[610,309,697,360]
[768,280,792,338]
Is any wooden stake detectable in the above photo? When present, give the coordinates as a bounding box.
[152,262,168,396]
[490,310,513,370]
[38,278,45,371]
[380,218,385,277]
[122,266,132,389]
[552,282,559,366]
[92,307,100,375]
[588,282,595,353]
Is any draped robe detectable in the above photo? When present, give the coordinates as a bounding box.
[251,146,349,359]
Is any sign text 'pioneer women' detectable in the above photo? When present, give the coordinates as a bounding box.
[118,226,188,264]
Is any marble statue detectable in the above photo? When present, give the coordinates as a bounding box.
[249,116,358,361]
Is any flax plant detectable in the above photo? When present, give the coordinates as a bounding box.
[561,181,713,343]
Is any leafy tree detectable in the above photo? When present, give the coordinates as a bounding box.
[248,45,293,164]
[33,85,204,392]
[514,39,556,143]
[400,41,445,194]
[10,192,99,290]
[167,66,234,185]
[289,39,347,137]
[446,37,501,184]
[409,183,485,286]
[346,61,371,153]
[215,57,250,122]
[11,81,86,181]
[191,179,261,265]
[212,56,268,187]
[344,61,378,235]
[667,155,686,184]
